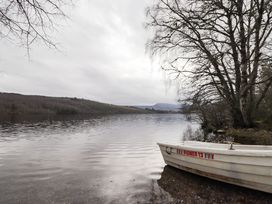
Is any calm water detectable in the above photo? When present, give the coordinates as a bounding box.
[0,114,195,204]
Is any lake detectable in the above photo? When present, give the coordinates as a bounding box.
[0,114,193,203]
[0,114,271,204]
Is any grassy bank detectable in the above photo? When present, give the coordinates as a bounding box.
[225,128,272,145]
[0,92,154,123]
[184,124,272,145]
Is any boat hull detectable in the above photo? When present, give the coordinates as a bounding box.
[158,142,272,193]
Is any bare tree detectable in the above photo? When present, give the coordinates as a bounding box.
[0,0,67,50]
[147,0,272,128]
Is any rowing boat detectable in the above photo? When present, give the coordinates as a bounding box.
[158,141,272,193]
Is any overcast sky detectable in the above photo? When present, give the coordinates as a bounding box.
[0,0,179,106]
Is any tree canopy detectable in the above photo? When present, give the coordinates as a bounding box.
[147,0,272,128]
[0,0,67,49]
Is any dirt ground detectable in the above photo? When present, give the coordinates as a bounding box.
[157,166,272,204]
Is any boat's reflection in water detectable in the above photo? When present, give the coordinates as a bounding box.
[158,166,272,204]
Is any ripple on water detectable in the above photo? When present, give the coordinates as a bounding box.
[0,114,190,204]
[124,181,174,204]
[148,171,163,180]
[14,167,65,183]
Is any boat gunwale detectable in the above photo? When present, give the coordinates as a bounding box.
[161,148,272,167]
[157,142,272,157]
[184,141,272,149]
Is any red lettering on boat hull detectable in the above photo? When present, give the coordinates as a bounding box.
[176,149,214,160]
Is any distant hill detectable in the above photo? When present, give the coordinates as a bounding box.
[135,103,182,112]
[0,93,152,123]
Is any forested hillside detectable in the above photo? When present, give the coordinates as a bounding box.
[0,93,150,122]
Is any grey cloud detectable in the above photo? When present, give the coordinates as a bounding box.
[0,0,178,105]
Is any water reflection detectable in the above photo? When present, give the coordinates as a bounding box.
[158,166,272,204]
[0,114,193,204]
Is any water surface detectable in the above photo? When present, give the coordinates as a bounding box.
[0,114,193,204]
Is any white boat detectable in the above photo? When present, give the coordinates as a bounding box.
[158,141,272,193]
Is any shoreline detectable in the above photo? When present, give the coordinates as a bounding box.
[158,165,272,203]
[0,112,181,125]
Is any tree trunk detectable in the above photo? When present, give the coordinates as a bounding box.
[240,95,249,127]
[231,107,246,128]
[231,100,254,128]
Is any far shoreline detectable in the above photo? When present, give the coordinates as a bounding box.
[0,92,182,124]
[0,112,182,125]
